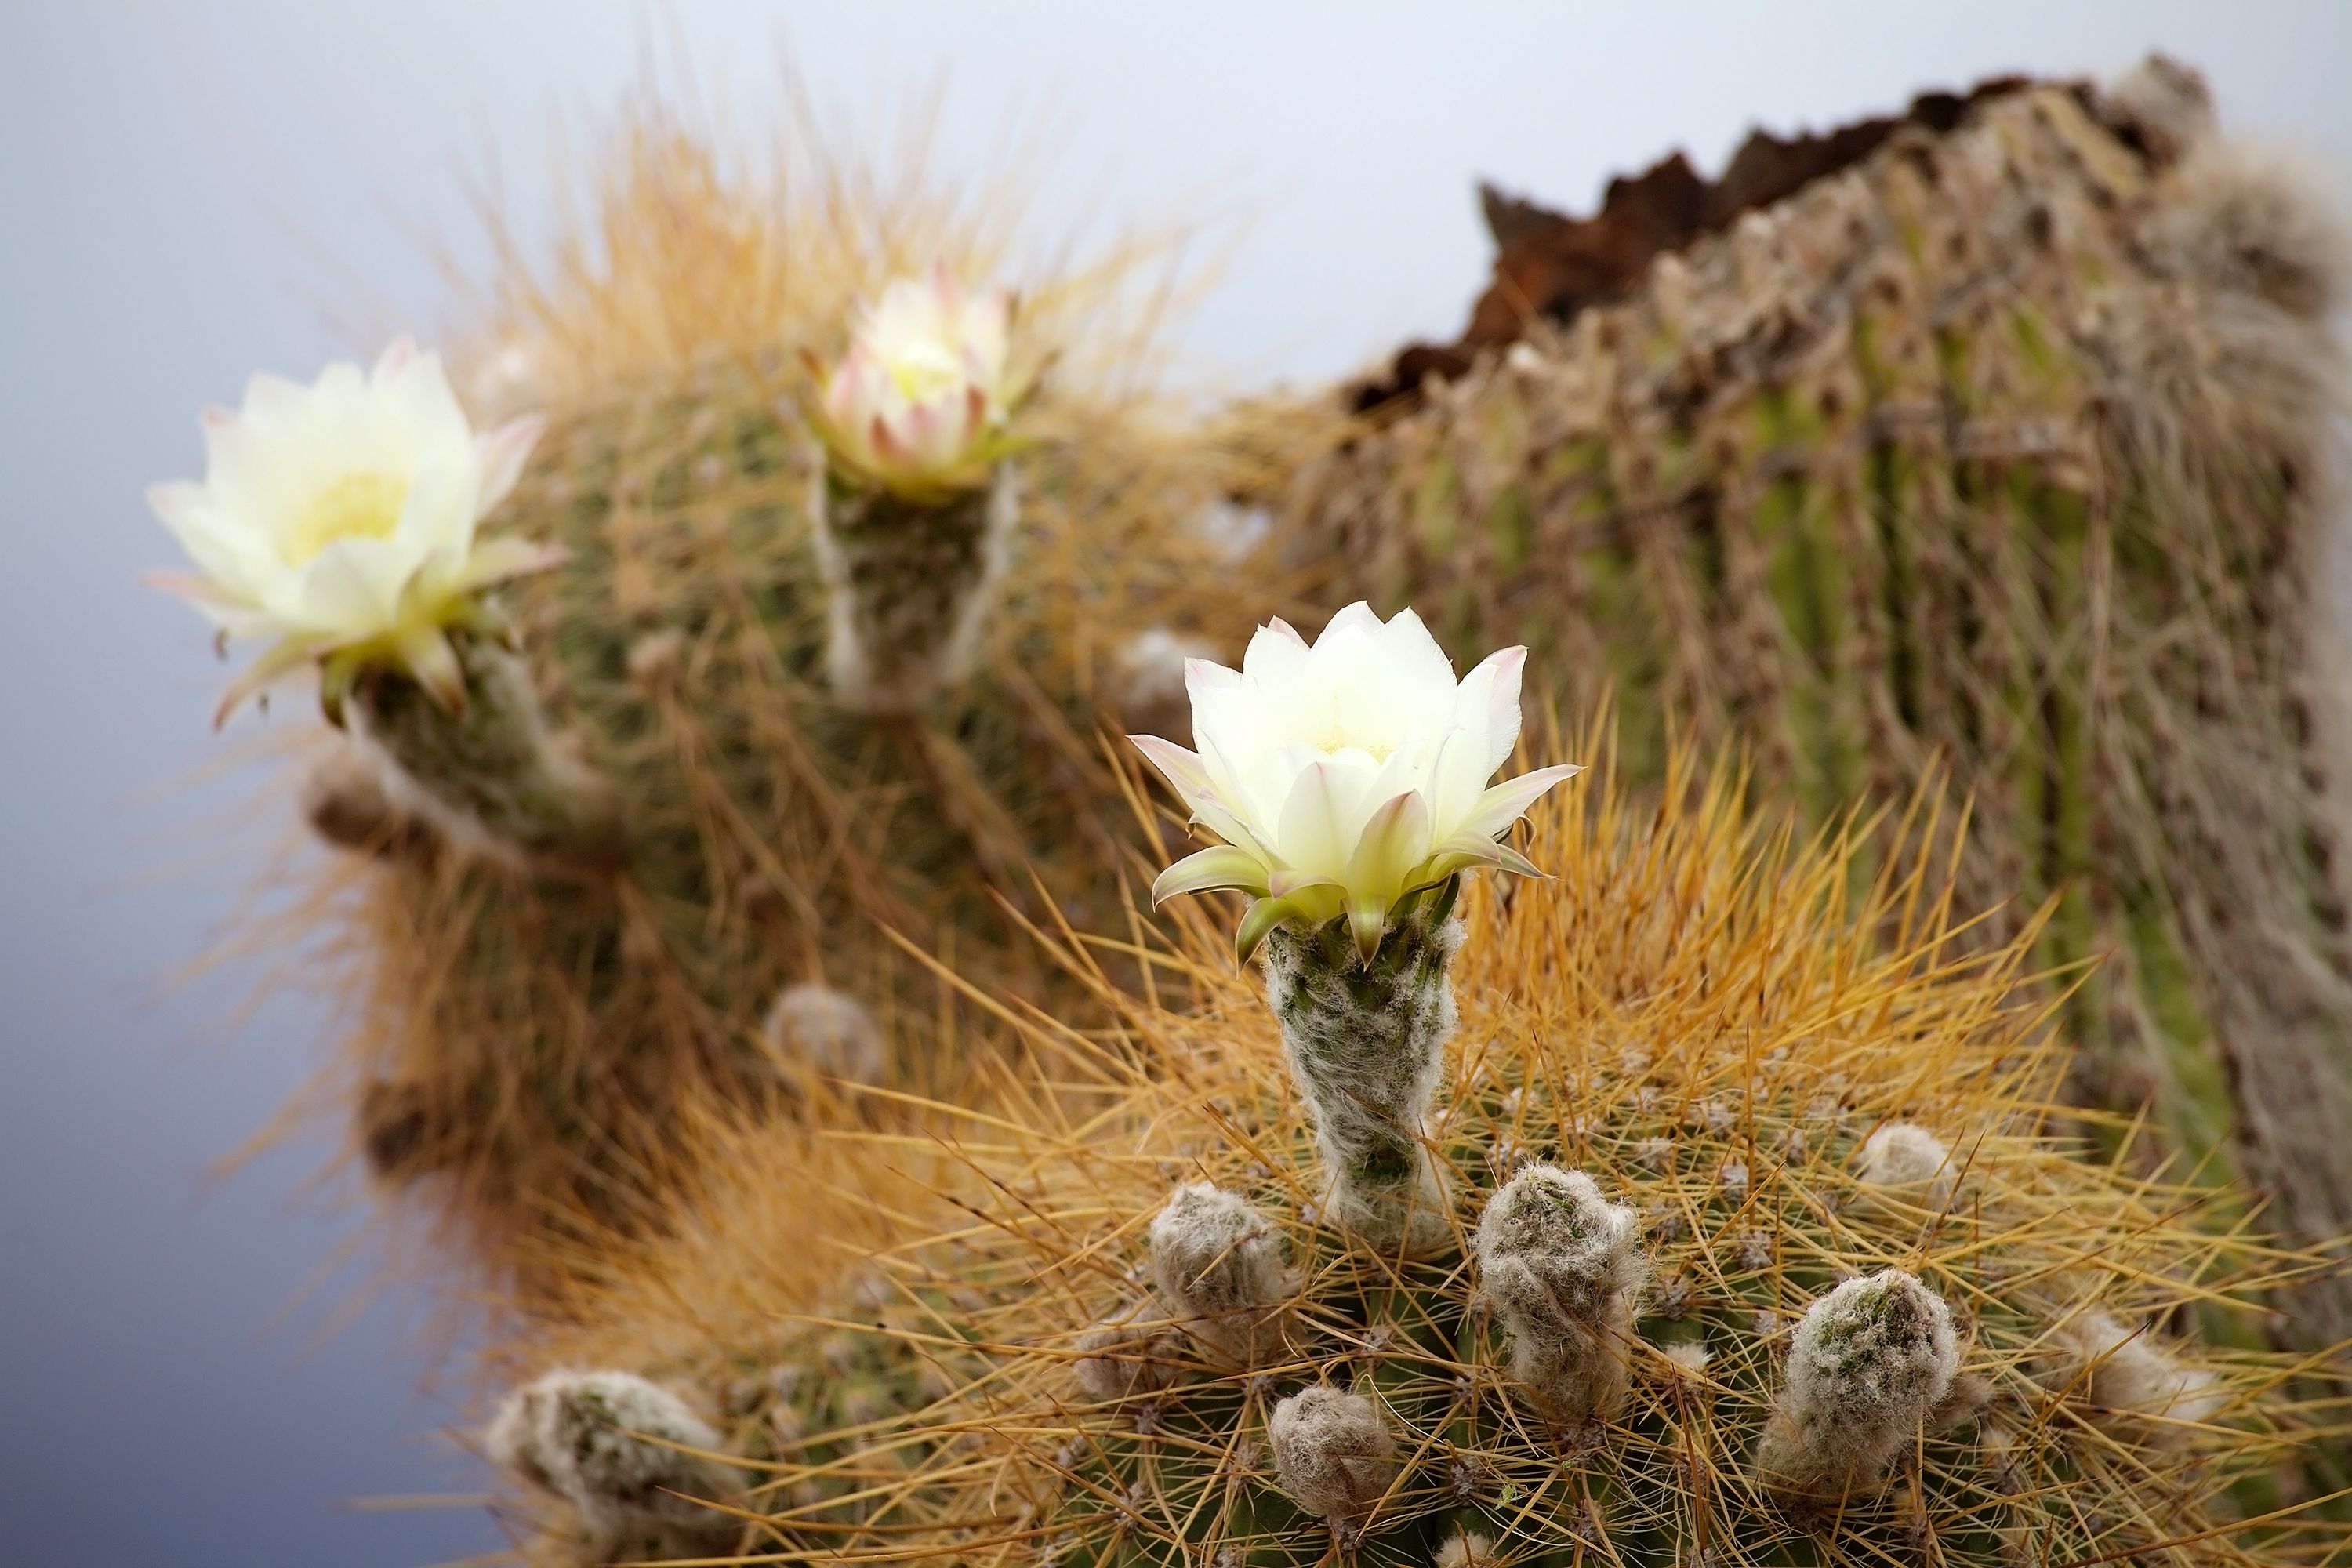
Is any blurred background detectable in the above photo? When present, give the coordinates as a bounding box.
[3,3,2348,1563]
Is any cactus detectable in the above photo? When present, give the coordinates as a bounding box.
[1269,62,2352,1338]
[241,105,1266,1283]
[474,750,2335,1566]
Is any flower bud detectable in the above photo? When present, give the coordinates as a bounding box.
[1147,1183,1297,1365]
[1072,1316,1181,1403]
[1756,1269,1960,1505]
[1268,1386,1400,1522]
[485,1369,744,1556]
[1473,1164,1647,1423]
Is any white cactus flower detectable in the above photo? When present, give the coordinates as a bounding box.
[1132,601,1580,962]
[147,338,558,723]
[811,265,1021,499]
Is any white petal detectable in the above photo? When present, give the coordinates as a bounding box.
[1275,757,1376,883]
[1240,618,1311,684]
[1131,733,1214,808]
[1455,644,1528,776]
[1457,764,1584,843]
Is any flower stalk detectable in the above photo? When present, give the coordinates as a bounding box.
[343,627,622,868]
[808,461,1017,713]
[803,267,1029,713]
[1263,885,1461,1255]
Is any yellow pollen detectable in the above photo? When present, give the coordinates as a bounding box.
[286,473,408,564]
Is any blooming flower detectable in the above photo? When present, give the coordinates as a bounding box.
[1132,602,1580,962]
[147,339,560,724]
[809,265,1019,499]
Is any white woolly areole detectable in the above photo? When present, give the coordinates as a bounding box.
[1268,1385,1401,1522]
[1855,1122,1956,1203]
[1433,1530,1499,1568]
[1072,1317,1181,1403]
[762,982,887,1087]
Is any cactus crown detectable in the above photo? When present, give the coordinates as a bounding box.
[479,751,2336,1566]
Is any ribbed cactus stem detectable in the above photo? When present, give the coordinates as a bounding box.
[1472,1164,1649,1424]
[1756,1269,1960,1506]
[485,1369,744,1558]
[344,633,621,869]
[1146,1182,1298,1367]
[1261,899,1460,1257]
[809,463,1017,713]
[1267,1385,1400,1523]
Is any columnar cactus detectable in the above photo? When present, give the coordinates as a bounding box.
[1273,59,2352,1338]
[472,751,2336,1568]
[170,115,1268,1282]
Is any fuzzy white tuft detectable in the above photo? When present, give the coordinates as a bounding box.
[1268,1385,1400,1522]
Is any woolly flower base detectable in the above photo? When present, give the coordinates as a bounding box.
[470,740,2334,1567]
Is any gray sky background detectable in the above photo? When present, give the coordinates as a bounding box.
[4,5,2350,1563]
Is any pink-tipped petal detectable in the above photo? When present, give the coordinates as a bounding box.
[476,413,546,514]
[1457,644,1529,774]
[145,481,199,528]
[374,335,416,379]
[1129,732,1214,805]
[212,637,323,728]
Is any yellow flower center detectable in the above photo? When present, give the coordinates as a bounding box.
[882,340,967,405]
[286,473,408,564]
